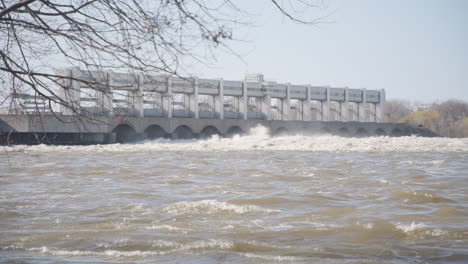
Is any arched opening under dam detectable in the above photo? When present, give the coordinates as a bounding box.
[172,125,195,140]
[337,127,350,137]
[112,124,137,143]
[144,125,166,140]
[319,127,331,135]
[200,126,221,139]
[355,128,369,137]
[226,126,244,138]
[273,127,289,136]
[375,128,386,136]
[390,128,403,137]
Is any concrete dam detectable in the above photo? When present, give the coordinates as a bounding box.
[0,69,435,144]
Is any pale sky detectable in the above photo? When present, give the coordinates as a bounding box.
[193,0,468,103]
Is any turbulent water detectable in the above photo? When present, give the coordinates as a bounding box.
[1,126,467,264]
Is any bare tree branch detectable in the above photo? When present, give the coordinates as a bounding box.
[1,0,323,119]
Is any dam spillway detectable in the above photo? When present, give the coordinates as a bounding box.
[0,114,436,145]
[0,69,436,145]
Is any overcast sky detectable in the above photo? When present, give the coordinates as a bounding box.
[193,0,468,103]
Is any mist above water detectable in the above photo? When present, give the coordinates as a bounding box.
[4,125,468,154]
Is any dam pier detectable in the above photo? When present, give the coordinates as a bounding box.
[0,69,435,145]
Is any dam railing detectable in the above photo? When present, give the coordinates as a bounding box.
[55,68,385,123]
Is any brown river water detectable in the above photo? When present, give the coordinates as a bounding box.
[1,126,467,264]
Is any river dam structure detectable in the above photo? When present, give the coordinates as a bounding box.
[0,68,435,144]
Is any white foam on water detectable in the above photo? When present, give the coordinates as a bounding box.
[378,178,389,184]
[161,199,280,215]
[27,238,314,261]
[243,253,408,264]
[396,222,427,233]
[145,224,189,233]
[268,223,295,231]
[395,222,450,239]
[31,246,168,257]
[2,243,24,250]
[4,125,468,153]
[177,239,234,251]
[426,229,449,237]
[30,239,237,258]
[308,222,341,231]
[241,253,304,262]
[150,240,180,249]
[430,160,446,165]
[284,221,341,231]
[95,239,131,249]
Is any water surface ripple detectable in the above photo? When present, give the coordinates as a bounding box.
[1,127,467,263]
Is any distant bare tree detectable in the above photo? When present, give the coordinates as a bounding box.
[0,0,323,117]
[459,117,468,137]
[434,100,468,121]
[392,98,468,138]
[432,100,468,137]
[384,99,412,122]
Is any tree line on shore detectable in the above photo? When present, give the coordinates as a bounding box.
[385,99,468,138]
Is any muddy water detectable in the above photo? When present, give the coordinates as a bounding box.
[1,127,467,263]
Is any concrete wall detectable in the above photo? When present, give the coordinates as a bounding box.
[0,114,108,133]
[56,68,386,123]
[109,116,432,137]
[1,114,438,145]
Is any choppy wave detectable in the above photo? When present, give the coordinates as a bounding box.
[2,124,467,264]
[368,221,449,238]
[433,207,467,217]
[22,244,415,264]
[390,190,455,204]
[241,253,305,262]
[28,240,234,257]
[240,253,410,264]
[144,224,189,233]
[3,125,468,153]
[395,222,428,233]
[5,219,465,262]
[30,246,168,257]
[24,239,295,258]
[161,200,280,215]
